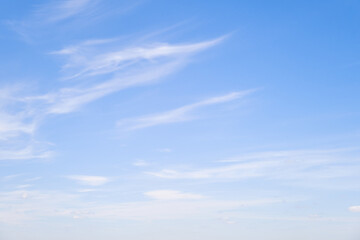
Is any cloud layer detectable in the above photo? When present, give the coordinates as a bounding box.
[0,188,283,223]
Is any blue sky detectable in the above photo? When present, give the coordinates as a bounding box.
[0,0,360,239]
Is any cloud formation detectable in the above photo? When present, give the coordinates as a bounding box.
[133,160,149,167]
[0,188,282,223]
[37,36,226,115]
[147,148,360,187]
[53,36,225,80]
[67,175,110,186]
[35,0,96,23]
[0,87,52,160]
[0,87,36,140]
[0,36,225,160]
[349,206,360,212]
[0,145,53,161]
[117,90,255,130]
[144,190,205,200]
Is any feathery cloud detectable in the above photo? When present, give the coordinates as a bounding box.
[144,190,205,201]
[67,175,110,186]
[43,60,184,114]
[0,146,53,161]
[35,0,96,23]
[147,148,360,185]
[157,148,172,153]
[0,189,283,223]
[133,160,149,167]
[0,36,225,159]
[117,90,255,130]
[0,87,38,140]
[349,206,360,212]
[0,87,52,161]
[53,36,226,80]
[40,36,226,114]
[7,0,100,42]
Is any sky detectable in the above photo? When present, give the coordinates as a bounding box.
[0,0,360,239]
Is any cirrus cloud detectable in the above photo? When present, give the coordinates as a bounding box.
[144,190,205,201]
[67,175,110,186]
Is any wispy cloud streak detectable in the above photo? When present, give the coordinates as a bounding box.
[117,90,255,130]
[41,36,226,114]
[35,0,96,23]
[0,189,282,223]
[145,190,205,201]
[53,36,226,80]
[42,60,183,114]
[0,146,53,161]
[0,36,224,159]
[7,0,146,44]
[0,87,52,160]
[67,175,110,186]
[0,87,36,140]
[349,206,360,212]
[148,148,360,187]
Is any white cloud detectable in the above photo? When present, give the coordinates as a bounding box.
[349,206,360,212]
[117,90,255,130]
[133,160,149,167]
[0,87,52,161]
[78,189,97,193]
[67,175,110,186]
[43,60,184,114]
[0,190,79,224]
[15,184,32,189]
[157,148,172,153]
[6,0,106,44]
[0,87,37,140]
[25,177,42,182]
[0,114,35,140]
[32,0,97,23]
[38,36,226,114]
[8,1,142,43]
[148,161,273,179]
[0,35,225,159]
[144,190,205,201]
[220,216,237,224]
[0,189,283,223]
[2,174,23,181]
[218,214,360,223]
[53,36,225,80]
[0,145,53,161]
[217,148,352,163]
[147,148,360,186]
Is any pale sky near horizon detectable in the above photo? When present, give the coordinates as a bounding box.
[0,0,360,239]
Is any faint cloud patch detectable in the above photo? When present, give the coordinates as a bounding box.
[157,148,172,153]
[145,190,205,201]
[67,175,111,186]
[349,206,360,212]
[133,159,149,167]
[118,90,255,130]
